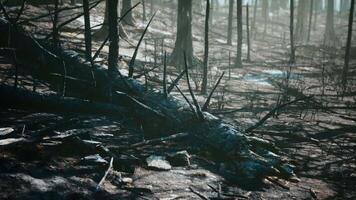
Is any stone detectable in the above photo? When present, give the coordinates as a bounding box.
[146,155,172,171]
[167,150,191,167]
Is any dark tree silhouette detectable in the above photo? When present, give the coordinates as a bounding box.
[171,0,193,67]
[236,0,242,68]
[122,0,136,26]
[201,0,210,94]
[227,0,234,45]
[342,0,354,93]
[290,0,295,64]
[108,0,119,73]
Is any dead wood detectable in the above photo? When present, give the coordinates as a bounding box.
[96,157,114,191]
[0,18,298,183]
[202,72,225,111]
[245,95,313,133]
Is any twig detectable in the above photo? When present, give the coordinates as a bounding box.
[14,0,26,23]
[163,51,167,98]
[173,81,197,117]
[133,65,159,79]
[167,69,187,94]
[184,53,204,120]
[128,12,156,77]
[202,72,225,111]
[96,157,114,191]
[189,187,209,200]
[245,95,313,132]
[128,132,189,149]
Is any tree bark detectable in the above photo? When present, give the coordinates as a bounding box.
[201,0,210,94]
[171,0,193,67]
[261,0,268,37]
[246,4,251,62]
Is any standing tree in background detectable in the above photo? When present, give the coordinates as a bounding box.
[83,0,92,61]
[171,0,193,67]
[307,0,314,42]
[108,0,119,73]
[324,0,337,46]
[252,0,258,38]
[236,0,242,68]
[227,0,234,45]
[93,0,128,39]
[262,0,268,37]
[295,0,308,42]
[342,0,354,93]
[122,0,136,26]
[201,0,210,94]
[290,0,295,64]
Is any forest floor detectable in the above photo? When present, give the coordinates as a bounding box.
[1,2,356,199]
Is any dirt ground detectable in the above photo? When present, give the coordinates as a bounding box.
[1,1,356,199]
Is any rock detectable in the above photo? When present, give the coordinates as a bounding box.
[167,150,191,167]
[146,155,172,171]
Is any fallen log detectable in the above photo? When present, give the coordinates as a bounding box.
[0,17,296,184]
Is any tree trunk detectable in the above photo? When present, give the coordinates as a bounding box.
[252,0,258,38]
[324,0,337,46]
[236,0,242,68]
[295,0,308,43]
[83,0,92,61]
[93,0,128,40]
[227,0,234,45]
[307,0,313,42]
[201,0,210,94]
[52,0,60,50]
[290,0,295,64]
[246,4,251,62]
[171,0,193,67]
[121,0,136,26]
[108,0,119,72]
[262,0,268,37]
[342,0,354,93]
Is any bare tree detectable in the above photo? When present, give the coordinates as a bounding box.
[324,0,337,46]
[342,0,354,93]
[171,0,193,67]
[108,0,119,73]
[201,0,210,94]
[261,0,268,37]
[290,0,295,64]
[295,0,308,42]
[122,0,136,26]
[83,0,92,61]
[307,0,313,42]
[227,0,234,45]
[236,0,242,68]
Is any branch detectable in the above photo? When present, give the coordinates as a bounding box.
[128,132,189,149]
[202,72,225,111]
[163,51,167,98]
[184,53,204,120]
[96,157,114,191]
[172,80,197,117]
[167,69,187,94]
[128,12,156,77]
[245,95,313,132]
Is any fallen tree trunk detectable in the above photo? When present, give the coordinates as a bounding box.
[0,18,296,184]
